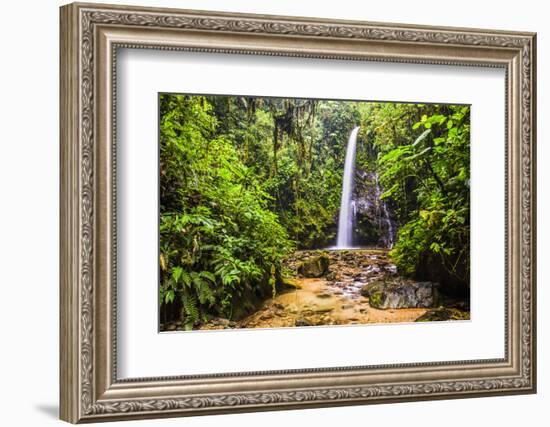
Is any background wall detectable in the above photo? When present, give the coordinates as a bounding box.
[0,0,545,425]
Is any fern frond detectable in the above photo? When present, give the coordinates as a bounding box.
[182,294,199,325]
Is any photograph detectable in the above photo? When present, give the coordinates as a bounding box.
[158,94,471,331]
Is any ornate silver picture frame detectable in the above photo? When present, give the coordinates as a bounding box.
[60,2,536,423]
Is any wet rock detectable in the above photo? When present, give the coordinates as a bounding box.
[452,300,470,311]
[326,271,339,281]
[297,254,330,277]
[368,282,436,309]
[281,278,302,290]
[312,307,334,314]
[274,303,285,310]
[365,265,381,274]
[295,318,313,327]
[385,264,398,275]
[415,282,433,303]
[415,307,470,322]
[360,280,386,298]
[342,253,355,262]
[215,318,231,327]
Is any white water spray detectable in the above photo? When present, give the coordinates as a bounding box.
[336,127,360,248]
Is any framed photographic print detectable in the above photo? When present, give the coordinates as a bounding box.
[60,2,537,423]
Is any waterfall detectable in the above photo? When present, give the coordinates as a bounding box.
[336,126,360,248]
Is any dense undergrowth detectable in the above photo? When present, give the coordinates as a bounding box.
[159,94,470,328]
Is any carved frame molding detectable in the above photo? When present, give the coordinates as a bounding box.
[60,2,536,423]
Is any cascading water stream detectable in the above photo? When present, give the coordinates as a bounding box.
[336,126,360,248]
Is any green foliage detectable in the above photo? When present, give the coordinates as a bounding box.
[375,105,470,288]
[206,97,357,249]
[159,95,292,327]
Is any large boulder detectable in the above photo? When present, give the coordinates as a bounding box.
[297,254,330,278]
[367,281,437,309]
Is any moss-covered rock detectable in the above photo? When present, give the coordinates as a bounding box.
[297,254,330,278]
[366,281,435,309]
[415,307,470,322]
[369,291,384,308]
[276,277,302,292]
[360,280,385,298]
[295,318,313,327]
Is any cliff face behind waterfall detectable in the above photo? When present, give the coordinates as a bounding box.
[343,129,395,249]
[353,171,395,248]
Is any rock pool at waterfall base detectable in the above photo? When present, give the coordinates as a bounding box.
[159,94,471,331]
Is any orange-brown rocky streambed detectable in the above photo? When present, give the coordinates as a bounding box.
[236,277,429,329]
[186,249,469,331]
